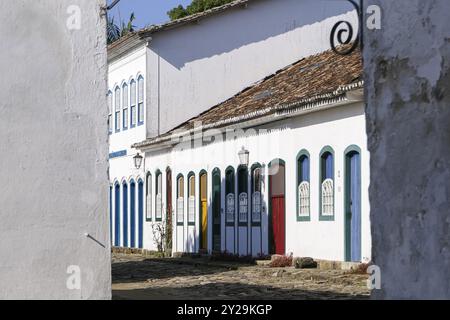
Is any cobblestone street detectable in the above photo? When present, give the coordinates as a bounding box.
[112,253,370,300]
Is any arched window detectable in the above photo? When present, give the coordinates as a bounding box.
[114,86,121,132]
[107,91,113,134]
[225,168,235,225]
[251,165,262,224]
[146,173,152,221]
[177,175,185,224]
[122,83,129,130]
[188,173,196,225]
[138,76,144,125]
[238,166,249,224]
[297,151,311,221]
[130,79,137,128]
[155,170,163,221]
[320,147,335,220]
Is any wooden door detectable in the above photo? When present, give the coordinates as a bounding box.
[345,151,361,262]
[269,160,286,255]
[200,173,208,250]
[271,196,285,255]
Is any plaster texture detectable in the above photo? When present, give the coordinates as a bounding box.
[0,0,111,299]
[364,0,450,299]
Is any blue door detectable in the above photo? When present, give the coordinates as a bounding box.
[122,183,128,247]
[114,184,120,247]
[138,180,144,249]
[345,151,361,262]
[130,181,136,248]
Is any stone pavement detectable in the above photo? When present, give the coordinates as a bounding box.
[112,253,370,300]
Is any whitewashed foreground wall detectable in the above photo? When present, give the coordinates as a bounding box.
[0,0,111,299]
[365,0,450,299]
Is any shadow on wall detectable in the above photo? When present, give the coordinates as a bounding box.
[151,0,355,69]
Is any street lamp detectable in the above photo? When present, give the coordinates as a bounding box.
[133,153,143,170]
[238,147,249,167]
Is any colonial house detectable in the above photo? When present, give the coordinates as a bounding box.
[107,0,370,262]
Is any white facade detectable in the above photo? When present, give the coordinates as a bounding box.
[145,0,358,137]
[108,45,147,248]
[138,101,371,262]
[107,0,369,262]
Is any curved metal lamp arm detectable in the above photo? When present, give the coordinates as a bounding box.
[330,0,364,55]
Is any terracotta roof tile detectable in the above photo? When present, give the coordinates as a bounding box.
[135,47,362,148]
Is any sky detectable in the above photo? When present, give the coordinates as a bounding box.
[109,0,193,29]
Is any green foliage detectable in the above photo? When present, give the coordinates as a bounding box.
[107,12,137,45]
[167,0,234,21]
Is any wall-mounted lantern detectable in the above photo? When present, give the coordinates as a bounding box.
[133,153,143,170]
[238,147,250,167]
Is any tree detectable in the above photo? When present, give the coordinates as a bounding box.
[107,12,137,45]
[167,0,234,21]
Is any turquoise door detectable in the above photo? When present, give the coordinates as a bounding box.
[345,150,361,262]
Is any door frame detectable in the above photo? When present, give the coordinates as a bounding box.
[344,145,362,262]
[268,159,286,255]
[212,168,221,252]
[166,167,173,255]
[199,170,208,251]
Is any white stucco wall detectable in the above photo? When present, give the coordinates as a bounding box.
[134,102,370,261]
[108,46,148,247]
[146,0,358,137]
[0,0,110,299]
[364,0,450,299]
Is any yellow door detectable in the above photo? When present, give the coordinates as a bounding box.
[200,173,208,250]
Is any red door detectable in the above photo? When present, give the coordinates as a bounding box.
[271,196,285,255]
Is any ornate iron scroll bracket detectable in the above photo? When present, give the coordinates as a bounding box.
[330,0,364,55]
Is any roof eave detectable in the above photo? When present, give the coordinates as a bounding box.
[133,83,365,152]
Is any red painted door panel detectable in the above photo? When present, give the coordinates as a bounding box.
[272,196,285,255]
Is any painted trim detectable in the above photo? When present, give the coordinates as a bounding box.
[176,173,185,226]
[319,146,335,221]
[187,171,196,226]
[155,169,163,222]
[212,168,221,252]
[145,172,152,222]
[225,166,236,227]
[138,179,144,249]
[137,75,145,126]
[268,159,286,255]
[250,163,262,227]
[343,145,362,262]
[296,149,311,222]
[199,170,208,251]
[129,180,136,248]
[109,150,127,159]
[237,165,249,227]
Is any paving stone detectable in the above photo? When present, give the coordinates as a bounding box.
[112,253,370,300]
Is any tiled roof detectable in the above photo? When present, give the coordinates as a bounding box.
[134,47,363,149]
